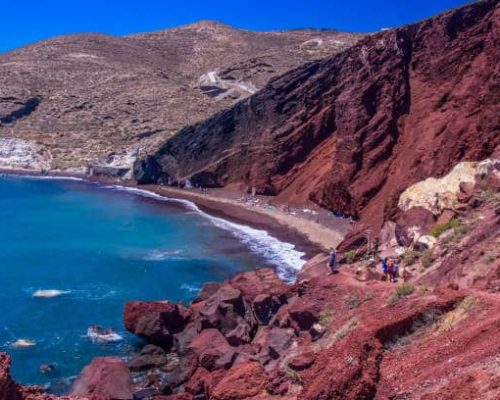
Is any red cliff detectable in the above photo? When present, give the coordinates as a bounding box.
[135,0,500,231]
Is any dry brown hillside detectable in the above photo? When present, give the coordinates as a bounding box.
[0,22,361,171]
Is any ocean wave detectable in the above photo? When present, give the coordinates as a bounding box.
[100,185,306,281]
[85,327,123,344]
[0,173,85,182]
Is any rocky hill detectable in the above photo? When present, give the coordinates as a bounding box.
[135,0,500,231]
[1,171,498,399]
[0,22,361,171]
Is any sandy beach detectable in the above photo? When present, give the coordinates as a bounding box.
[141,185,350,253]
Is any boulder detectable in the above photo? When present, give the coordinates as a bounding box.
[415,235,437,251]
[185,367,226,397]
[192,282,222,304]
[252,293,287,326]
[267,328,295,359]
[288,352,315,371]
[297,253,330,281]
[336,225,371,259]
[288,304,320,331]
[457,181,477,203]
[229,268,288,302]
[486,170,500,192]
[225,322,253,346]
[186,329,235,371]
[173,321,200,355]
[160,354,197,390]
[71,357,133,399]
[128,345,168,372]
[437,209,457,226]
[379,221,398,248]
[125,302,187,348]
[309,323,325,340]
[395,207,436,246]
[199,285,256,342]
[211,362,268,400]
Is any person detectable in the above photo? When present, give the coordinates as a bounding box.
[387,258,395,283]
[392,259,400,282]
[381,257,388,277]
[327,248,338,274]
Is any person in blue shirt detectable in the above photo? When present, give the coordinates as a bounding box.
[328,248,338,274]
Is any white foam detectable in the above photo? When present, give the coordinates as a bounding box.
[85,327,123,343]
[181,283,202,294]
[0,173,85,182]
[33,289,70,298]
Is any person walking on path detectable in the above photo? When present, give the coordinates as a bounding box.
[327,248,338,274]
[386,258,395,282]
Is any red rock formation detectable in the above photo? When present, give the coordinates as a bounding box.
[124,301,187,348]
[211,361,268,400]
[0,353,21,400]
[136,0,500,231]
[71,357,133,399]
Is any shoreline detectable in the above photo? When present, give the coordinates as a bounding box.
[0,168,349,262]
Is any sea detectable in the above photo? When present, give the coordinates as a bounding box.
[0,174,305,390]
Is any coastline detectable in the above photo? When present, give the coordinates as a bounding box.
[0,168,349,261]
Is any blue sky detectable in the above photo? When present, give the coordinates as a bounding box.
[1,0,474,53]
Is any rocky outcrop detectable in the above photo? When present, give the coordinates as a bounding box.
[5,193,500,399]
[124,301,187,348]
[71,357,133,399]
[0,353,21,400]
[135,0,500,231]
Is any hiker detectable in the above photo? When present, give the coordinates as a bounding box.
[386,258,395,282]
[327,248,338,274]
[392,259,400,282]
[381,257,388,277]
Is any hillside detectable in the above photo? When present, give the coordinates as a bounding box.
[0,22,361,171]
[135,0,500,230]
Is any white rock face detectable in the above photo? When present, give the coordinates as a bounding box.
[398,159,500,213]
[416,235,437,250]
[89,147,139,179]
[0,137,49,170]
[199,70,257,100]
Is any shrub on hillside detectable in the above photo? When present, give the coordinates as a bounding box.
[387,283,414,306]
[430,219,460,238]
[421,249,434,269]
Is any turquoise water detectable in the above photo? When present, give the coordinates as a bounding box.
[0,175,304,389]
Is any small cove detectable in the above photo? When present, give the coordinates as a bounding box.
[0,175,305,388]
